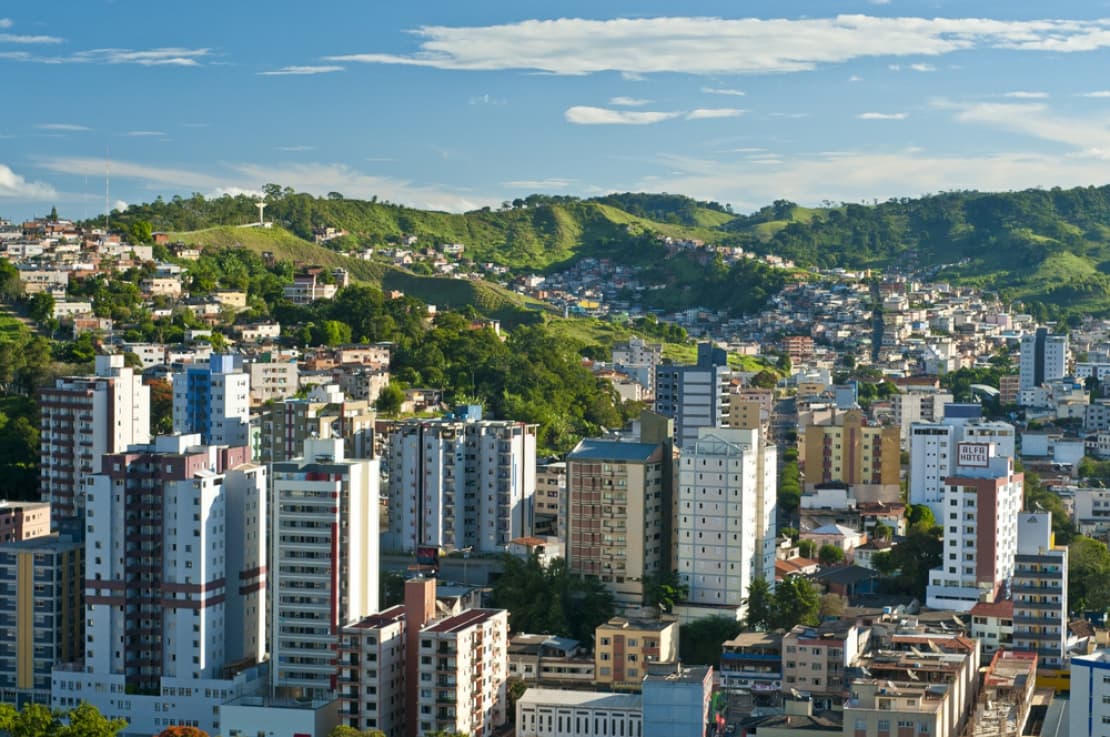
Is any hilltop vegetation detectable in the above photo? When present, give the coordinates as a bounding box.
[112,183,1110,318]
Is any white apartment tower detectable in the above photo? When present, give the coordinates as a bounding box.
[386,412,536,554]
[173,354,251,450]
[40,354,149,523]
[1020,326,1069,392]
[676,427,776,617]
[926,443,1022,612]
[271,438,380,698]
[1071,651,1110,737]
[1013,512,1068,671]
[654,343,731,449]
[53,434,267,735]
[909,404,1016,520]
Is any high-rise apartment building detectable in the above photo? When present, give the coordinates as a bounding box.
[259,384,376,464]
[926,443,1022,611]
[385,410,536,554]
[0,500,51,542]
[1020,326,1069,392]
[566,415,673,607]
[534,460,566,539]
[892,389,953,449]
[802,409,900,498]
[908,404,1016,519]
[40,354,149,523]
[612,336,663,396]
[271,438,379,698]
[173,354,251,449]
[654,342,731,448]
[1013,512,1068,672]
[1071,650,1110,737]
[0,534,82,705]
[676,427,775,618]
[339,578,510,737]
[53,434,267,735]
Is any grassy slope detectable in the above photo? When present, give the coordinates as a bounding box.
[166,226,550,323]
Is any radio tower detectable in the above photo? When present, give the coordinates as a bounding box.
[104,147,110,237]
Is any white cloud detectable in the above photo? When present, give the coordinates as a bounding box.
[857,112,908,120]
[0,19,10,29]
[127,130,165,137]
[112,199,128,212]
[870,0,892,5]
[1077,90,1110,97]
[0,163,56,199]
[276,145,316,152]
[502,178,576,190]
[609,96,652,106]
[259,65,344,76]
[701,87,745,96]
[952,100,1110,152]
[643,150,1110,213]
[0,32,63,44]
[849,74,863,81]
[564,106,682,125]
[326,15,1110,76]
[909,62,936,72]
[36,123,91,131]
[34,157,493,213]
[686,108,745,119]
[1002,91,1048,98]
[1,47,210,66]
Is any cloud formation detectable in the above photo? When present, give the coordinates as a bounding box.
[259,65,344,76]
[857,112,908,120]
[564,106,681,125]
[126,130,166,137]
[0,164,56,199]
[0,47,210,66]
[686,108,745,119]
[701,87,745,96]
[327,15,1110,76]
[609,96,652,106]
[36,123,91,131]
[1002,91,1048,98]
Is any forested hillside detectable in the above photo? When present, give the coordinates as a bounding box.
[110,183,1110,317]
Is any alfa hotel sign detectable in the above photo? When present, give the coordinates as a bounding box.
[957,442,991,468]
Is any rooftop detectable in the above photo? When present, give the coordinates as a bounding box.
[518,688,642,710]
[969,599,1014,619]
[568,438,661,463]
[423,608,504,634]
[344,605,406,630]
[597,616,676,633]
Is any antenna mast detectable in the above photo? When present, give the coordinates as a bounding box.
[104,147,110,235]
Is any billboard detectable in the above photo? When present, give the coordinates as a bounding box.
[957,442,990,468]
[416,545,440,572]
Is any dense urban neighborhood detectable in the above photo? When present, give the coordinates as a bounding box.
[0,197,1107,737]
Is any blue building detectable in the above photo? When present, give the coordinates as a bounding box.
[172,354,251,449]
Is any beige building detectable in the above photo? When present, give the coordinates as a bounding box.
[803,409,900,499]
[534,461,566,539]
[593,617,678,690]
[566,415,672,607]
[0,501,51,542]
[782,621,869,710]
[260,385,375,463]
[248,361,300,405]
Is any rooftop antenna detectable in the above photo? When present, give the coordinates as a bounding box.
[104,146,110,237]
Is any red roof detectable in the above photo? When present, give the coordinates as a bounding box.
[969,600,1014,619]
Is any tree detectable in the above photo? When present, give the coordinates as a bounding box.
[819,592,847,618]
[146,378,174,434]
[490,553,614,644]
[27,292,54,323]
[871,522,893,541]
[157,728,210,737]
[49,205,58,222]
[750,370,778,389]
[645,571,688,614]
[1070,536,1110,614]
[678,616,742,666]
[770,576,820,630]
[818,544,845,567]
[798,539,817,559]
[907,504,936,532]
[0,259,21,302]
[874,525,943,599]
[127,219,153,244]
[375,382,405,416]
[380,570,405,607]
[745,578,772,631]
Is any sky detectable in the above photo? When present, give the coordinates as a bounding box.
[5,1,1110,220]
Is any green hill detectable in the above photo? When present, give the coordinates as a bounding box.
[165,226,548,324]
[116,183,1110,318]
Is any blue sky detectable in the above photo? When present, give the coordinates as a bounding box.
[5,1,1110,220]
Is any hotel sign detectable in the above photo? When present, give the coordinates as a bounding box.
[957,442,990,468]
